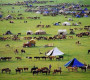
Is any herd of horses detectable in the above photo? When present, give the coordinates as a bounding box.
[0,56,63,61]
[36,25,51,28]
[1,64,90,75]
[0,30,89,41]
[1,67,62,75]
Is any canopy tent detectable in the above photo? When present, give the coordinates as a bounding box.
[64,58,84,67]
[36,11,41,14]
[46,47,64,56]
[54,23,59,26]
[35,30,46,35]
[62,22,71,26]
[6,15,13,19]
[76,14,80,18]
[84,8,88,11]
[27,30,33,35]
[0,12,2,18]
[84,14,88,17]
[5,30,12,35]
[58,29,67,35]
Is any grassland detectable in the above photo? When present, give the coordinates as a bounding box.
[0,0,90,80]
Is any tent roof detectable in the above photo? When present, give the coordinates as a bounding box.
[35,30,46,33]
[64,58,84,67]
[46,47,64,56]
[58,29,67,32]
[62,22,71,25]
[27,30,33,32]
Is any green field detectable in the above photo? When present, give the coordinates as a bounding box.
[0,0,90,80]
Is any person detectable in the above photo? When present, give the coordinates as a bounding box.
[49,64,52,70]
[14,49,18,54]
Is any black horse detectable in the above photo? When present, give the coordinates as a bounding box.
[59,56,64,60]
[79,66,87,72]
[88,50,90,54]
[31,67,38,72]
[2,68,11,74]
[21,49,25,53]
[15,69,21,74]
[33,70,39,75]
[41,70,50,75]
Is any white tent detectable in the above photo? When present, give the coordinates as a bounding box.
[35,30,46,35]
[46,47,64,56]
[62,22,71,26]
[36,11,41,14]
[27,30,33,35]
[58,29,67,35]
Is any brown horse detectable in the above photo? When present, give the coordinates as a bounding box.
[2,68,11,74]
[76,41,81,44]
[15,57,22,60]
[53,69,62,75]
[68,36,73,39]
[17,67,23,72]
[66,67,78,72]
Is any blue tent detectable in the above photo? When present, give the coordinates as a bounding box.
[81,10,85,14]
[62,6,65,8]
[84,15,88,17]
[54,23,59,26]
[64,58,84,67]
[0,15,2,18]
[84,8,88,11]
[43,11,49,14]
[76,15,80,18]
[30,5,32,7]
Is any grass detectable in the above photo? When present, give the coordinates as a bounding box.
[0,0,90,80]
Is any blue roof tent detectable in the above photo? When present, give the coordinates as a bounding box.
[0,15,2,18]
[84,15,88,17]
[30,5,32,7]
[64,58,84,67]
[84,8,88,11]
[81,10,85,14]
[76,15,81,18]
[43,11,49,14]
[44,8,48,10]
[62,6,65,9]
[54,23,59,26]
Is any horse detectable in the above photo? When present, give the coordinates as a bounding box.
[2,68,11,74]
[48,56,56,60]
[17,67,23,72]
[68,36,73,39]
[21,49,25,53]
[34,57,40,60]
[31,67,38,72]
[88,50,90,54]
[24,68,28,71]
[53,69,62,75]
[79,66,87,72]
[26,57,32,60]
[5,44,10,47]
[15,57,22,60]
[41,56,47,60]
[41,67,49,71]
[15,69,21,74]
[66,66,78,72]
[87,64,90,69]
[59,56,64,60]
[56,57,60,61]
[33,70,39,75]
[41,70,50,75]
[76,41,81,44]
